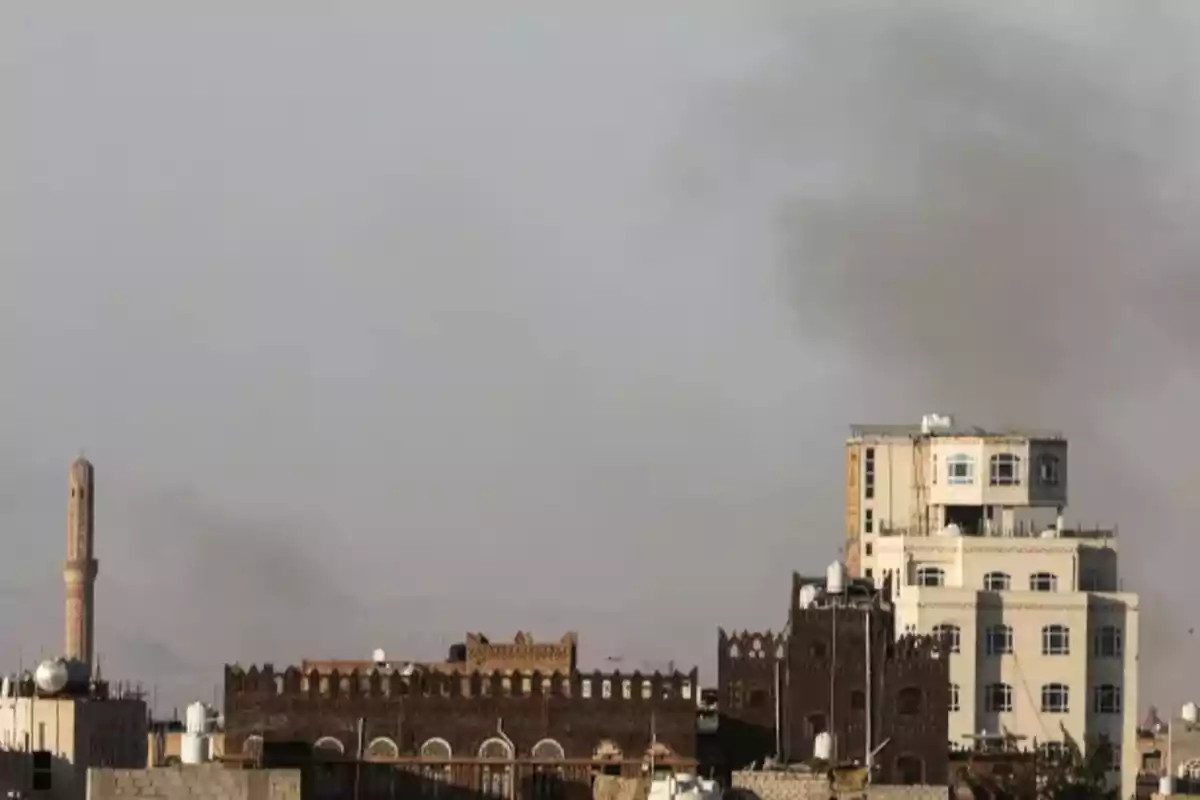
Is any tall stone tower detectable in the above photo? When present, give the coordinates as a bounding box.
[63,456,98,670]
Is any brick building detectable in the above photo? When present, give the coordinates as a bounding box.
[719,569,949,785]
[224,634,697,798]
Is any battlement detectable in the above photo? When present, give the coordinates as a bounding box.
[718,629,786,660]
[224,664,698,703]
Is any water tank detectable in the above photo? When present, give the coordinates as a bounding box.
[372,648,387,664]
[939,524,962,538]
[813,732,833,761]
[1182,702,1198,724]
[185,702,210,735]
[448,643,467,663]
[34,660,69,695]
[798,585,818,609]
[921,413,953,434]
[1160,775,1174,796]
[180,733,206,765]
[826,561,846,594]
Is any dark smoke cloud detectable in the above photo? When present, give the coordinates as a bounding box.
[670,2,1200,704]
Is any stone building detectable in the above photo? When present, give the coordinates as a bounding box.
[719,570,949,785]
[224,635,696,798]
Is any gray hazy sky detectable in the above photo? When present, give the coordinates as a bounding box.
[4,3,1199,714]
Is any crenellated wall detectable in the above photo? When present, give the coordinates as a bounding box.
[224,663,699,765]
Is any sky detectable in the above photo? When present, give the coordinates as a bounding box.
[3,2,1200,715]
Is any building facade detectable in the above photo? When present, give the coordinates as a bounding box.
[0,693,147,800]
[719,571,950,785]
[225,647,697,798]
[847,415,1139,799]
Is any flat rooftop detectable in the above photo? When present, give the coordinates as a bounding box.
[849,423,1065,441]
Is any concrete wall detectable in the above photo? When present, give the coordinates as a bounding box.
[86,765,300,800]
[732,771,948,800]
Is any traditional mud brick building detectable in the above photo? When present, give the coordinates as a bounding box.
[718,570,949,785]
[224,633,697,798]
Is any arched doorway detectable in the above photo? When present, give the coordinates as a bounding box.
[312,737,345,800]
[479,737,513,798]
[420,738,453,792]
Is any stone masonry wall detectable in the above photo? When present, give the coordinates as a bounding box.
[732,771,948,800]
[86,764,300,800]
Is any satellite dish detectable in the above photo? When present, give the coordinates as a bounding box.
[34,660,69,695]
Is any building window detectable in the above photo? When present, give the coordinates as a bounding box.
[864,509,874,534]
[932,624,961,653]
[864,447,875,499]
[851,690,866,711]
[865,567,874,580]
[1030,572,1058,592]
[896,686,923,715]
[946,454,975,484]
[931,454,938,484]
[1038,454,1061,486]
[865,540,873,556]
[581,679,592,698]
[1093,626,1122,658]
[985,683,1013,712]
[989,453,1021,486]
[983,571,1010,591]
[1041,683,1070,713]
[985,624,1013,655]
[903,624,917,636]
[1042,624,1070,655]
[1093,684,1122,714]
[949,683,960,712]
[916,566,945,587]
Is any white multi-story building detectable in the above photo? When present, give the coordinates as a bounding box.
[844,415,1139,799]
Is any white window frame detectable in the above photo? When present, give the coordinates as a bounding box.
[1093,626,1122,658]
[1041,683,1070,714]
[932,624,961,653]
[946,454,975,485]
[1030,572,1058,592]
[1042,624,1071,656]
[983,571,1011,591]
[916,566,945,587]
[985,683,1013,713]
[985,624,1013,655]
[1093,684,1122,714]
[989,453,1022,486]
[1038,454,1061,486]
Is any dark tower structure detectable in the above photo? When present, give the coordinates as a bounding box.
[64,457,98,671]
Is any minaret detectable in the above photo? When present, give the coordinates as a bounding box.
[64,457,98,670]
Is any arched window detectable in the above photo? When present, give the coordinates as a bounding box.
[313,737,344,758]
[531,738,565,760]
[896,755,925,785]
[420,738,452,786]
[242,735,263,760]
[479,738,514,799]
[983,571,1011,591]
[932,623,961,653]
[1094,625,1123,658]
[946,454,975,485]
[897,686,923,715]
[949,683,960,712]
[1093,684,1122,714]
[1038,454,1061,486]
[1042,624,1070,655]
[985,683,1013,713]
[365,737,398,761]
[985,624,1013,655]
[989,453,1021,486]
[1030,572,1058,592]
[1041,683,1070,713]
[916,566,945,587]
